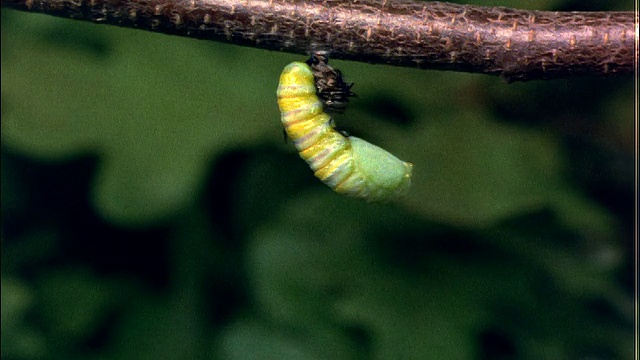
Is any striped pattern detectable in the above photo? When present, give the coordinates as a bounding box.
[276,61,413,201]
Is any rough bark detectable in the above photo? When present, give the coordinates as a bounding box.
[1,0,635,81]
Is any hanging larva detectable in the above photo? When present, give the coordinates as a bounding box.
[276,59,413,201]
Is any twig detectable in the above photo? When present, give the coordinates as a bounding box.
[1,0,635,81]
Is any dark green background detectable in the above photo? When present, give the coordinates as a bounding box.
[1,0,635,358]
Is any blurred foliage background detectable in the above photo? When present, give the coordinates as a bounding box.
[1,0,635,358]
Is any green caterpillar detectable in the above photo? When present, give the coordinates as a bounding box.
[276,60,412,201]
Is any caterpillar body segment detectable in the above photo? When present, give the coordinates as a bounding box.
[276,61,412,201]
[348,136,413,199]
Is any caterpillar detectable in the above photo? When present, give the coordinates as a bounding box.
[276,60,413,201]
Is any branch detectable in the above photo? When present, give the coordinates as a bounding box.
[1,0,635,81]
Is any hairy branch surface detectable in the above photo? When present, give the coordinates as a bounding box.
[1,0,635,81]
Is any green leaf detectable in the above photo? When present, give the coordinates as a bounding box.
[1,11,284,225]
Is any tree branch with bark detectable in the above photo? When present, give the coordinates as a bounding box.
[1,0,636,81]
